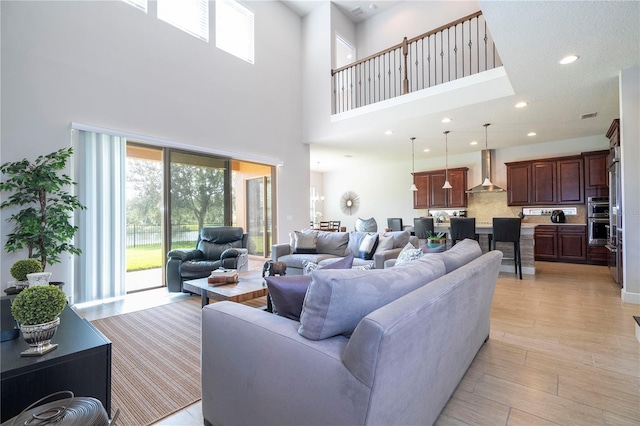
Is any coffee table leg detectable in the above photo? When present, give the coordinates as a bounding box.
[201,292,209,308]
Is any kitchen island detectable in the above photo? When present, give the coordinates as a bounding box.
[435,222,538,275]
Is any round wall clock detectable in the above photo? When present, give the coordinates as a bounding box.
[340,191,360,216]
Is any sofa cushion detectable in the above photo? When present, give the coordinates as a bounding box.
[303,254,355,275]
[293,231,317,254]
[383,230,411,248]
[433,238,482,273]
[298,255,447,340]
[374,234,394,254]
[395,242,423,266]
[264,275,311,321]
[315,231,349,257]
[358,233,379,260]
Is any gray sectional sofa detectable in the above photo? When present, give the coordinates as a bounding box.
[271,230,418,273]
[202,239,503,425]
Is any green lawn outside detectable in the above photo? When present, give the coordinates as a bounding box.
[126,241,194,272]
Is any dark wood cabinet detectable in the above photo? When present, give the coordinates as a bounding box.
[534,225,587,263]
[534,225,558,260]
[582,150,609,198]
[506,163,531,205]
[507,156,583,206]
[532,161,556,204]
[413,173,431,209]
[413,167,468,209]
[607,119,620,148]
[587,245,608,265]
[558,225,586,261]
[557,157,584,204]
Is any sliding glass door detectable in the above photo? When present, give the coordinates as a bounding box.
[167,151,231,252]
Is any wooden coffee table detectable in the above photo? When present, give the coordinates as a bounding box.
[183,271,268,308]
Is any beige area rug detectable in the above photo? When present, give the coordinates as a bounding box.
[92,296,268,425]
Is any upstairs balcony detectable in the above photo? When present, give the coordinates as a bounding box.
[331,11,503,115]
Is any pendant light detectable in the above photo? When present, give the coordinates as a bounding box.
[482,123,493,187]
[442,131,452,189]
[409,137,418,191]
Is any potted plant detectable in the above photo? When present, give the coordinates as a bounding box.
[427,231,447,248]
[10,285,67,356]
[0,147,86,269]
[10,258,43,287]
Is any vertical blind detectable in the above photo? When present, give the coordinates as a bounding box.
[73,130,127,304]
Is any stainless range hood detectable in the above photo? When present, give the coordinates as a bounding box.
[466,149,505,193]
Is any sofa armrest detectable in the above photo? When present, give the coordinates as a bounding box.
[167,248,202,262]
[373,247,403,269]
[202,302,370,426]
[271,243,292,261]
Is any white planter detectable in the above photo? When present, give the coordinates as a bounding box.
[26,272,52,287]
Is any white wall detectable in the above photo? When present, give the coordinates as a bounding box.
[0,1,307,289]
[620,65,640,303]
[322,135,609,232]
[356,1,480,59]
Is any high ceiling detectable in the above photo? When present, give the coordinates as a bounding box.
[281,1,640,172]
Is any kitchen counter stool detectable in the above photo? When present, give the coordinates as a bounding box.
[491,218,522,279]
[450,218,479,246]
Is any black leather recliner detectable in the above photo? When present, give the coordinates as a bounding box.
[166,226,248,292]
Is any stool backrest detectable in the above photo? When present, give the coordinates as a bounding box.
[492,218,521,242]
[450,218,476,241]
[413,217,434,239]
[387,217,403,232]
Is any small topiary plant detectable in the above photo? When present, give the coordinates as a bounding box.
[10,259,43,282]
[11,285,67,325]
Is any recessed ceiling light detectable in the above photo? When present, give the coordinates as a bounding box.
[515,102,528,108]
[423,148,430,152]
[441,117,452,123]
[470,141,478,145]
[559,55,579,65]
[384,130,393,135]
[527,132,537,137]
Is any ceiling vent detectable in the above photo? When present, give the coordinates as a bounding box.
[350,6,365,17]
[580,112,598,119]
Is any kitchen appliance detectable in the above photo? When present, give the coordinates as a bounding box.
[466,149,505,193]
[458,210,468,217]
[587,196,609,246]
[550,210,566,223]
[587,196,609,218]
[606,145,622,285]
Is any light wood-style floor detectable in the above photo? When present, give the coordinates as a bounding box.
[76,261,640,426]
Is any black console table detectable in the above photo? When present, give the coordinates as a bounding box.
[1,297,111,422]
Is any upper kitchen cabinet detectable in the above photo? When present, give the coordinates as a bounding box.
[506,155,583,206]
[413,167,468,209]
[582,150,609,198]
[607,119,620,148]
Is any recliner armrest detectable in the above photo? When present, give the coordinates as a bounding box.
[220,247,248,260]
[167,249,203,262]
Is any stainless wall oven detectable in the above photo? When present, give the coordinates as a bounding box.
[587,196,609,246]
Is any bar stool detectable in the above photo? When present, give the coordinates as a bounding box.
[413,217,434,240]
[387,218,403,232]
[491,217,522,279]
[449,218,478,246]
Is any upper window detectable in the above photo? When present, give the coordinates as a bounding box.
[158,0,209,42]
[216,0,255,64]
[122,0,147,13]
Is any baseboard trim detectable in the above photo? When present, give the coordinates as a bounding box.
[621,289,640,304]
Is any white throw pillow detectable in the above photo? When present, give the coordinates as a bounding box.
[358,233,379,260]
[395,242,422,265]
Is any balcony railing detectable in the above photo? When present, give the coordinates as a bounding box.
[331,11,502,114]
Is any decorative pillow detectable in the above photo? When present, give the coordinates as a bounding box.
[264,275,312,321]
[352,263,373,270]
[303,254,355,275]
[358,233,379,260]
[374,234,394,254]
[298,255,447,340]
[395,242,423,266]
[293,231,317,254]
